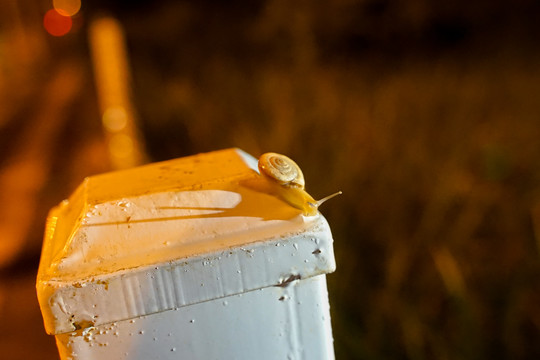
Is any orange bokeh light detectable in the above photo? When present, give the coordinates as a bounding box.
[43,9,72,37]
[53,0,81,17]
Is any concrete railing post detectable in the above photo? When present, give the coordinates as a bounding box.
[37,148,337,359]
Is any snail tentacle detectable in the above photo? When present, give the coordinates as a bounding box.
[258,152,341,216]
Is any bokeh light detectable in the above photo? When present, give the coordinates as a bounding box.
[109,133,134,160]
[53,0,81,17]
[102,106,128,132]
[43,9,72,37]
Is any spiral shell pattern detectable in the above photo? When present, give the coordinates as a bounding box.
[258,152,305,188]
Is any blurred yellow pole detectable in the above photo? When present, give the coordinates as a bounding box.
[88,16,146,170]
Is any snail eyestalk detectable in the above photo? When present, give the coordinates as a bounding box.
[257,152,341,216]
[305,191,342,215]
[311,191,343,208]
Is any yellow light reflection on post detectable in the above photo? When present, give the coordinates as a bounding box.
[89,16,146,170]
[109,133,134,160]
[102,106,128,132]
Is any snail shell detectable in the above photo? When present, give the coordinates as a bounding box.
[258,152,341,216]
[258,152,305,189]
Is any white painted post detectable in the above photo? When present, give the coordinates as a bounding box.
[37,148,336,359]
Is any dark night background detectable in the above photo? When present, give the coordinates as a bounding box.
[1,0,540,359]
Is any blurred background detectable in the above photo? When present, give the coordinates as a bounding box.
[1,0,540,359]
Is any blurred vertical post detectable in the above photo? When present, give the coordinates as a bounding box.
[89,16,146,170]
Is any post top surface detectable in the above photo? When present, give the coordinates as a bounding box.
[36,149,336,334]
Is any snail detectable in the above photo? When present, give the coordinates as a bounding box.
[258,152,341,216]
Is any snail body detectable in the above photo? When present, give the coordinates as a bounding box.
[258,152,341,216]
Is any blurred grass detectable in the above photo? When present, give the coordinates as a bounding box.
[121,1,540,359]
[1,0,540,359]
